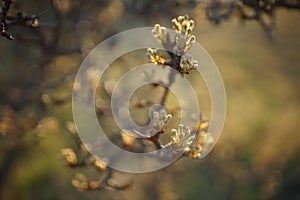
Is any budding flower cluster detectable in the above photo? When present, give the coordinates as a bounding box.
[179,53,199,74]
[92,159,107,171]
[121,129,135,146]
[146,48,165,65]
[171,124,195,151]
[72,173,89,190]
[172,15,196,54]
[201,132,214,146]
[61,148,78,166]
[185,131,214,159]
[174,33,196,54]
[147,15,198,76]
[152,109,172,131]
[151,24,168,44]
[172,15,195,37]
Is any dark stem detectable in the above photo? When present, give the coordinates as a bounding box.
[160,69,177,106]
[1,0,13,40]
[147,67,177,150]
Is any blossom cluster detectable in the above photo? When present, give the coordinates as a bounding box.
[152,109,172,131]
[61,148,78,166]
[185,131,214,158]
[184,117,215,158]
[146,48,165,65]
[171,124,195,151]
[147,15,199,76]
[179,53,199,75]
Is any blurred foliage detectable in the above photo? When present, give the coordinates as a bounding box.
[0,0,300,200]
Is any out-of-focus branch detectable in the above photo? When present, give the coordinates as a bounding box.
[1,0,13,40]
[206,0,236,24]
[1,0,39,40]
[6,12,38,27]
[204,0,300,39]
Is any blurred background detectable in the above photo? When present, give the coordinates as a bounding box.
[0,0,299,199]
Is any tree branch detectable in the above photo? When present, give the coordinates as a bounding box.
[1,0,13,40]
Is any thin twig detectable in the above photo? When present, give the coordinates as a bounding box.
[1,0,13,40]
